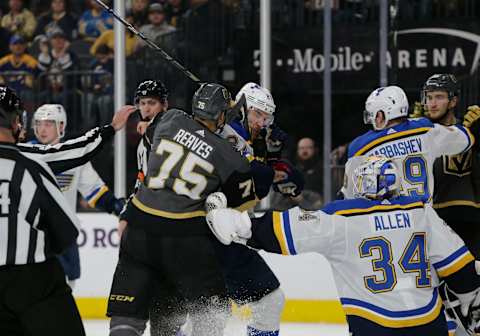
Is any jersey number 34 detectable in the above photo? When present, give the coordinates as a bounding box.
[359,233,431,293]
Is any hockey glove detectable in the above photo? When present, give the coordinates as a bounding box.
[272,160,305,197]
[206,208,252,245]
[265,124,288,160]
[112,198,126,217]
[463,105,480,128]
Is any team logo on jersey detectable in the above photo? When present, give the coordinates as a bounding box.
[443,150,472,176]
[298,209,318,221]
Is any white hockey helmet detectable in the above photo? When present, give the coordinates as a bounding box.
[235,82,276,123]
[352,156,400,200]
[364,86,409,130]
[33,104,67,140]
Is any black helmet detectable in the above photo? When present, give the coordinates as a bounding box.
[192,83,232,121]
[134,80,168,105]
[0,86,23,129]
[421,74,459,103]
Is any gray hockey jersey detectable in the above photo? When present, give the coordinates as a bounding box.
[134,109,257,218]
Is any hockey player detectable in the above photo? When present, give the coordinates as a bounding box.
[221,82,303,198]
[215,82,303,336]
[344,85,475,203]
[118,79,189,336]
[419,73,480,336]
[118,79,169,237]
[0,86,137,176]
[207,156,480,336]
[421,74,480,258]
[107,83,257,336]
[31,103,125,286]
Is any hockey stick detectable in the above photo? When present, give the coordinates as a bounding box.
[93,0,201,83]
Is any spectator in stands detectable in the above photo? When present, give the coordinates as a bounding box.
[1,0,37,40]
[164,0,188,27]
[138,3,176,49]
[38,28,77,74]
[78,0,113,41]
[0,35,39,94]
[294,137,323,207]
[37,27,79,131]
[90,10,138,57]
[34,0,78,41]
[87,44,114,127]
[90,45,113,94]
[270,138,323,211]
[131,0,149,27]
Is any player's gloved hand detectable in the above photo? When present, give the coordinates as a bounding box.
[112,198,126,217]
[265,124,288,160]
[463,105,480,128]
[271,160,305,197]
[206,208,252,245]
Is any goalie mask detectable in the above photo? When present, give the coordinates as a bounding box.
[33,104,67,141]
[353,156,400,200]
[364,86,409,130]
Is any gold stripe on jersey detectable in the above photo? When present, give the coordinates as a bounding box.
[436,252,475,278]
[132,195,257,219]
[353,127,430,157]
[433,200,480,209]
[334,202,424,216]
[343,293,443,328]
[235,198,258,212]
[132,196,206,218]
[272,211,289,255]
[88,185,109,207]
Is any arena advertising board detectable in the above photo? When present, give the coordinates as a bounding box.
[238,22,480,92]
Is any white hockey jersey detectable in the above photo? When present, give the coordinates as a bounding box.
[56,162,108,209]
[270,196,474,328]
[345,118,474,202]
[24,135,109,210]
[218,123,254,157]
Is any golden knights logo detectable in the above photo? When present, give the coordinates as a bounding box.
[443,150,473,177]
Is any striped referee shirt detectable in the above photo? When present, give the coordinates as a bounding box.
[0,143,80,266]
[18,125,115,174]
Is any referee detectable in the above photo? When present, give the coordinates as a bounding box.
[0,86,85,336]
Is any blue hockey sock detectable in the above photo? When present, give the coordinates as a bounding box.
[247,326,279,336]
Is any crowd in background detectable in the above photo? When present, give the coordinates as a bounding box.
[0,0,477,211]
